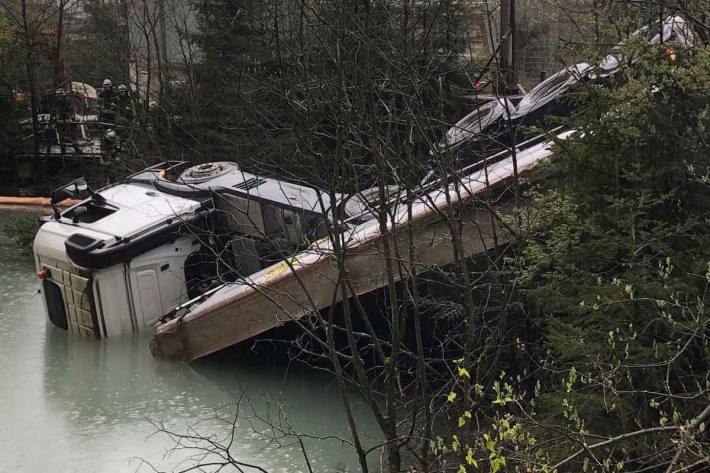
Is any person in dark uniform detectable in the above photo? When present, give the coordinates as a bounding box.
[115,84,134,122]
[101,128,124,161]
[98,78,115,103]
[98,78,116,122]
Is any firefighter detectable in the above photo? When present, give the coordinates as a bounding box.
[101,128,123,162]
[98,78,117,122]
[115,84,134,122]
[116,84,129,99]
[98,78,115,102]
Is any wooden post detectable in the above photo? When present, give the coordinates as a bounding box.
[497,0,518,95]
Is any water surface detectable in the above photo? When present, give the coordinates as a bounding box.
[0,209,374,472]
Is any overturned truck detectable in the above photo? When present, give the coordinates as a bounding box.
[32,128,572,359]
[31,61,586,360]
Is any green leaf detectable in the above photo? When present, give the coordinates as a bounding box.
[466,448,478,468]
[624,284,634,297]
[484,436,495,453]
[458,367,471,378]
[447,391,457,402]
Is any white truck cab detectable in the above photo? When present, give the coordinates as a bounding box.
[33,161,333,338]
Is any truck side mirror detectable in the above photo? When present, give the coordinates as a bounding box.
[50,189,69,220]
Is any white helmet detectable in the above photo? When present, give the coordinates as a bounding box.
[117,84,127,93]
[102,78,113,89]
[104,129,117,140]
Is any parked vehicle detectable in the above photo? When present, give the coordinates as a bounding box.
[19,82,105,161]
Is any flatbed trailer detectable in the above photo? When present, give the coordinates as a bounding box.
[151,130,576,361]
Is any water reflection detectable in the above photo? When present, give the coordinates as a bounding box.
[0,209,373,473]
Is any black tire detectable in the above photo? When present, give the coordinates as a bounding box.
[510,63,591,126]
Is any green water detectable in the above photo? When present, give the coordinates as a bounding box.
[0,209,374,473]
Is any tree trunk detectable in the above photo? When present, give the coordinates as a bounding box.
[54,0,66,87]
[20,0,42,184]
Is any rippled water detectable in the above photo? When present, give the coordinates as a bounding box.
[0,209,374,473]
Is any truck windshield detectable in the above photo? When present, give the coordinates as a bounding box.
[63,200,118,224]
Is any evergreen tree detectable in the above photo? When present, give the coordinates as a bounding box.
[515,41,710,467]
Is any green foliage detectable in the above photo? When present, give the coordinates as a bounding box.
[2,214,40,254]
[179,0,475,185]
[0,11,25,169]
[69,0,130,84]
[511,42,710,465]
